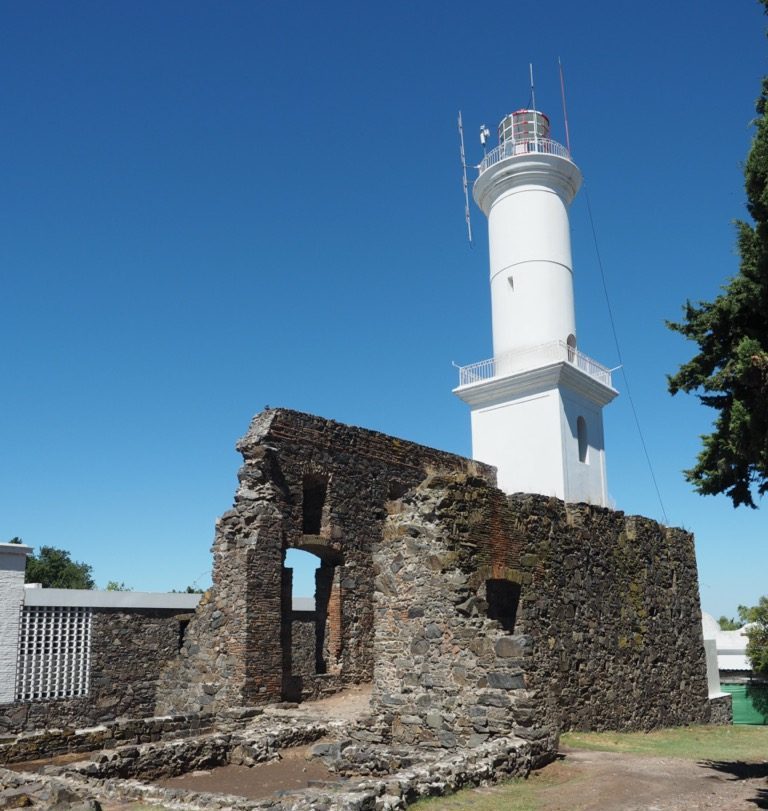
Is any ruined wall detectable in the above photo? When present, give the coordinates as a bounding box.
[2,410,714,745]
[0,609,185,734]
[510,494,712,731]
[156,408,493,715]
[373,476,711,746]
[157,408,710,738]
[373,473,554,763]
[290,611,317,684]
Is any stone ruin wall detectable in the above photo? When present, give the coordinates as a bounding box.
[1,408,715,745]
[509,494,712,732]
[373,468,712,754]
[372,472,556,763]
[0,608,187,735]
[155,409,492,717]
[158,408,712,742]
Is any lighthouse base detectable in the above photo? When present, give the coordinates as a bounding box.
[454,361,617,506]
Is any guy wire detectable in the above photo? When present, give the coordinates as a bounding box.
[583,183,670,525]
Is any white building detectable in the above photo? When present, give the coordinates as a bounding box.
[702,611,753,681]
[455,107,617,505]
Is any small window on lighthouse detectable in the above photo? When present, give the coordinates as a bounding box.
[507,275,514,291]
[577,416,588,463]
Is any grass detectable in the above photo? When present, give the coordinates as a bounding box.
[561,724,768,762]
[410,764,575,811]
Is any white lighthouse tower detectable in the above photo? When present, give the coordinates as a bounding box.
[454,107,617,505]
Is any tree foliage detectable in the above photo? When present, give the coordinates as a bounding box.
[25,546,95,589]
[667,4,768,508]
[105,580,131,591]
[742,596,768,676]
[718,615,743,631]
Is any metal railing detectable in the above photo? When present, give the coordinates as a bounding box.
[479,138,571,174]
[456,340,613,388]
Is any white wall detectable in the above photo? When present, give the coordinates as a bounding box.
[471,388,565,498]
[0,544,31,704]
[703,639,723,698]
[486,183,576,358]
[560,391,608,506]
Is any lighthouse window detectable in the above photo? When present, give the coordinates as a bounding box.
[577,416,588,463]
[508,275,514,291]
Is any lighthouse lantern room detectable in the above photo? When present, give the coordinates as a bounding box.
[454,106,618,506]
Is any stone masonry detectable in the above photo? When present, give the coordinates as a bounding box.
[510,493,712,732]
[1,608,188,735]
[372,472,553,760]
[373,473,713,754]
[156,409,494,716]
[157,408,716,743]
[0,408,719,759]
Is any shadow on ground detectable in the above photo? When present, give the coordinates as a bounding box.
[699,760,768,809]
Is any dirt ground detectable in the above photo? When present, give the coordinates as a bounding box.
[467,745,768,811]
[263,683,373,721]
[138,741,768,810]
[19,688,766,810]
[154,743,343,800]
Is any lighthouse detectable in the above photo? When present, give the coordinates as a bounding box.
[454,107,617,506]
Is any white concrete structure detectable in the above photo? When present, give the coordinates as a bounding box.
[22,588,201,609]
[702,611,752,676]
[455,108,617,504]
[0,543,32,703]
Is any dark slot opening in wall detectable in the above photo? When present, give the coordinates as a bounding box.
[302,475,327,535]
[178,619,191,651]
[486,579,521,633]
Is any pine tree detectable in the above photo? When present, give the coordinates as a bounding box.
[667,3,768,508]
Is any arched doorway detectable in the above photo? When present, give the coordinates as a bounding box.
[281,545,343,701]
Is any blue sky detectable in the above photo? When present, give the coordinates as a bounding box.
[1,1,765,619]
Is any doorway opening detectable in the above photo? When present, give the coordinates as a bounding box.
[281,546,343,700]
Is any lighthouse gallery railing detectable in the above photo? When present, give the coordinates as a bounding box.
[455,340,614,389]
[479,138,571,173]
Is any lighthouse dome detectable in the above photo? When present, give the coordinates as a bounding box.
[498,109,550,144]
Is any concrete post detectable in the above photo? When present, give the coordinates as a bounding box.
[0,543,32,704]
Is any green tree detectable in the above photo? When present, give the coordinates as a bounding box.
[667,1,768,508]
[718,615,743,631]
[741,596,768,676]
[25,546,95,589]
[105,580,131,591]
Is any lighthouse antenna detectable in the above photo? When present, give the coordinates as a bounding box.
[558,57,572,155]
[529,63,539,145]
[457,110,473,246]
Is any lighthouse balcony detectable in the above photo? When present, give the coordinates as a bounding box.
[478,137,571,174]
[455,340,615,390]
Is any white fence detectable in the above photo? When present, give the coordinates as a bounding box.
[456,340,613,389]
[479,138,571,173]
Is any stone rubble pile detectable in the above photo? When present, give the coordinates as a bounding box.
[0,767,101,810]
[2,711,535,810]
